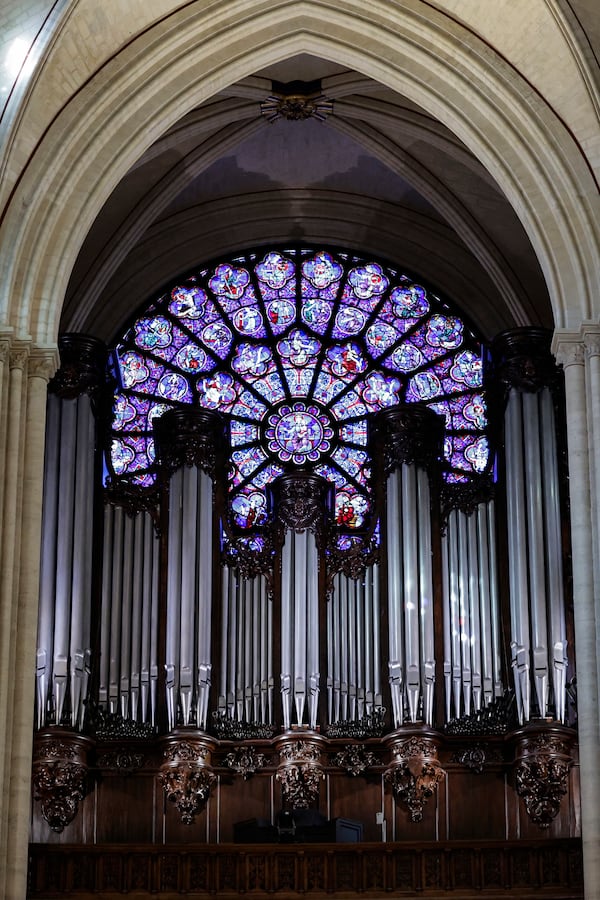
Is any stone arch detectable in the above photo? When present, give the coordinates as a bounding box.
[0,0,598,341]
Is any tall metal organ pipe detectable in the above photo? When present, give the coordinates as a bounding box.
[270,473,331,730]
[36,336,107,731]
[372,405,443,729]
[493,328,568,724]
[155,408,225,732]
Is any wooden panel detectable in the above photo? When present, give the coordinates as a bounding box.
[446,768,506,839]
[95,774,156,843]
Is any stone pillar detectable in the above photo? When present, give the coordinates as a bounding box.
[0,342,58,900]
[553,329,600,900]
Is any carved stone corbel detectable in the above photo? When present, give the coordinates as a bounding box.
[275,734,325,809]
[158,735,217,825]
[384,732,445,822]
[32,731,93,832]
[513,726,575,828]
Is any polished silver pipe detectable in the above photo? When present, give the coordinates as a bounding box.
[108,506,124,716]
[165,467,183,730]
[196,470,213,729]
[467,511,482,712]
[387,469,403,727]
[280,532,293,728]
[119,514,134,720]
[402,465,420,722]
[418,468,435,725]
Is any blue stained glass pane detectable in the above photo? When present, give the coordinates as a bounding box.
[173,296,223,341]
[332,304,366,339]
[201,321,233,359]
[264,297,296,334]
[365,319,399,358]
[209,263,250,301]
[339,282,381,314]
[282,364,314,397]
[426,314,463,349]
[450,350,483,388]
[266,403,334,465]
[314,370,346,406]
[230,302,266,338]
[331,389,367,420]
[255,251,295,288]
[118,350,153,389]
[385,341,424,373]
[339,421,368,446]
[300,291,334,333]
[315,463,349,492]
[174,341,215,375]
[332,446,370,485]
[111,435,153,475]
[113,395,137,430]
[278,330,320,366]
[130,472,157,487]
[248,462,284,490]
[361,371,402,410]
[334,486,369,529]
[231,447,266,485]
[197,371,238,410]
[347,262,388,301]
[390,284,430,318]
[230,422,260,446]
[326,343,367,380]
[156,371,192,403]
[168,285,208,319]
[253,372,286,404]
[231,389,267,420]
[134,316,173,352]
[302,251,343,290]
[232,489,268,528]
[406,368,443,402]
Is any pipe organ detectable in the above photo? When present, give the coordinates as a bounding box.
[32,327,577,852]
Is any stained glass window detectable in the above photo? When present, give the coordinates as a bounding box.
[108,247,491,538]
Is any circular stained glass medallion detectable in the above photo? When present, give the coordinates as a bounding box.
[266,403,334,465]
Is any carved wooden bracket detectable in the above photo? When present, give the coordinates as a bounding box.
[370,404,444,476]
[513,725,575,828]
[158,734,217,825]
[223,745,269,779]
[332,743,378,777]
[384,732,445,822]
[154,407,227,478]
[275,734,325,809]
[32,731,94,833]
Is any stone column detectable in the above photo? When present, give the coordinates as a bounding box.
[0,344,58,900]
[553,330,600,900]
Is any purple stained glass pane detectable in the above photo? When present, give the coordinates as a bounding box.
[232,489,268,528]
[386,341,424,373]
[450,350,483,388]
[134,316,172,352]
[265,297,296,334]
[332,304,366,339]
[282,364,314,397]
[130,472,157,487]
[266,402,334,465]
[302,251,343,289]
[361,371,402,410]
[231,303,266,338]
[209,263,250,301]
[347,262,388,301]
[406,369,443,402]
[326,343,367,380]
[168,285,208,319]
[391,284,429,318]
[231,389,266,421]
[315,463,349,492]
[334,487,369,529]
[157,371,192,403]
[197,371,238,410]
[444,434,490,473]
[365,320,399,358]
[174,341,214,374]
[252,371,286,405]
[231,343,274,379]
[332,446,369,485]
[426,314,463,349]
[201,321,233,359]
[249,462,284,490]
[255,251,295,288]
[300,293,334,333]
[113,395,137,430]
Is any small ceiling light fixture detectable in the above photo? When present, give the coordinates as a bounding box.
[260,80,333,123]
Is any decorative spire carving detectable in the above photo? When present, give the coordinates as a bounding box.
[49,333,107,399]
[370,404,444,476]
[269,472,333,535]
[153,407,227,478]
[491,327,558,393]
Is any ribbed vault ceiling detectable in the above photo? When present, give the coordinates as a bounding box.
[62,55,554,343]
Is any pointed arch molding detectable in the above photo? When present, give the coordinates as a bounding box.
[0,0,598,339]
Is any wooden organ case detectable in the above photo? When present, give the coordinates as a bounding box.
[29,326,582,899]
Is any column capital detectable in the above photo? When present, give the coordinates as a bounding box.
[551,329,585,368]
[491,326,557,392]
[29,346,60,382]
[154,407,227,478]
[581,323,600,359]
[369,403,444,475]
[49,333,106,398]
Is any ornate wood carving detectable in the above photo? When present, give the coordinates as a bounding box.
[451,744,502,774]
[153,408,227,478]
[158,735,217,825]
[269,472,333,535]
[370,404,444,475]
[332,744,378,777]
[223,745,269,779]
[103,480,161,525]
[32,731,93,832]
[275,735,325,809]
[49,333,107,399]
[384,732,445,822]
[513,726,575,828]
[491,327,559,393]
